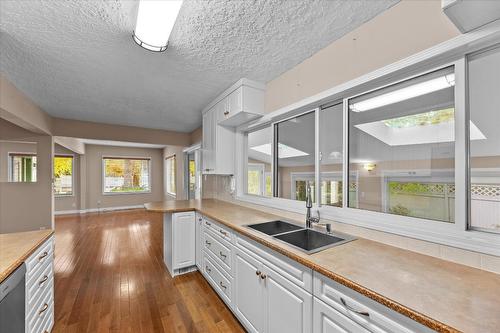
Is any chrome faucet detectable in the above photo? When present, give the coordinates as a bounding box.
[305,185,332,233]
[305,185,320,228]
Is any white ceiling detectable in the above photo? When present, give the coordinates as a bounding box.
[0,0,398,132]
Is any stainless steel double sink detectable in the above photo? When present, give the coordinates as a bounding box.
[246,220,355,254]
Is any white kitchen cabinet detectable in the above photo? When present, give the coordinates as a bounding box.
[234,247,264,333]
[201,103,234,175]
[202,110,216,173]
[25,236,54,333]
[164,212,196,276]
[201,78,264,175]
[234,245,312,333]
[313,297,368,333]
[219,84,265,127]
[195,213,203,270]
[263,263,312,333]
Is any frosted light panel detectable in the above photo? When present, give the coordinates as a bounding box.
[133,0,183,52]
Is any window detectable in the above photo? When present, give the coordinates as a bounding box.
[166,155,176,196]
[247,127,272,197]
[348,67,456,223]
[274,111,315,202]
[468,46,500,233]
[319,102,344,207]
[103,157,151,194]
[9,153,37,182]
[54,155,73,196]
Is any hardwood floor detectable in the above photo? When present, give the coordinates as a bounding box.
[52,210,245,333]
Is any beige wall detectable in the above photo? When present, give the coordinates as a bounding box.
[54,144,81,212]
[0,119,53,233]
[190,127,202,145]
[52,118,191,147]
[84,145,164,210]
[0,75,52,134]
[265,0,460,113]
[163,146,186,201]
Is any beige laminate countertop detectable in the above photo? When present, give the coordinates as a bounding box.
[145,199,500,333]
[0,229,54,283]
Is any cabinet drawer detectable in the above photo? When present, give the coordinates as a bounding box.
[203,217,233,245]
[27,282,53,333]
[203,230,233,276]
[27,261,53,309]
[236,235,312,292]
[313,297,369,333]
[26,237,54,280]
[313,273,432,333]
[203,253,233,307]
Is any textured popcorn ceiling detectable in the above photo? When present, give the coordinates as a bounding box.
[0,0,398,132]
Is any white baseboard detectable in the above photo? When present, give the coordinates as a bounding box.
[54,204,145,216]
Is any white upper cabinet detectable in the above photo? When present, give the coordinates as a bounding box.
[202,78,264,175]
[219,82,265,127]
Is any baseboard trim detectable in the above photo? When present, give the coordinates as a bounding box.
[54,205,145,216]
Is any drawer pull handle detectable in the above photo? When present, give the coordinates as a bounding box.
[219,230,228,236]
[199,218,202,222]
[39,303,49,315]
[206,221,212,226]
[219,281,227,289]
[205,240,211,246]
[206,266,211,273]
[255,270,261,276]
[260,274,267,280]
[39,275,49,285]
[340,297,370,317]
[38,251,48,261]
[219,251,227,259]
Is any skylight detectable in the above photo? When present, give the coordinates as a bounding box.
[383,108,455,128]
[350,74,455,112]
[251,143,309,158]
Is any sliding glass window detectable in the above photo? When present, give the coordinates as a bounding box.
[348,66,456,223]
[468,46,500,233]
[274,111,315,202]
[319,103,345,207]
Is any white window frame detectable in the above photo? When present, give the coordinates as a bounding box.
[102,156,152,195]
[165,155,176,197]
[234,22,500,256]
[54,154,75,197]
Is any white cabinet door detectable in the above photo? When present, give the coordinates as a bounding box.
[313,298,369,333]
[234,248,264,333]
[195,213,203,269]
[173,212,196,269]
[263,264,312,333]
[202,109,215,173]
[225,86,243,119]
[214,100,235,175]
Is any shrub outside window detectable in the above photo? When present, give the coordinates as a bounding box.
[103,157,151,194]
[54,155,73,195]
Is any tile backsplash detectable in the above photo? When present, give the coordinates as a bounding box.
[203,175,500,275]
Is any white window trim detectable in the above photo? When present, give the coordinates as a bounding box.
[54,154,75,197]
[165,155,176,197]
[102,156,152,195]
[234,23,500,256]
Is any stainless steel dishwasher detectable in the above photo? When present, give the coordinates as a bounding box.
[0,263,26,333]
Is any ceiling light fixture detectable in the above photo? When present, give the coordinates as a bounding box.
[133,0,183,52]
[350,74,455,112]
